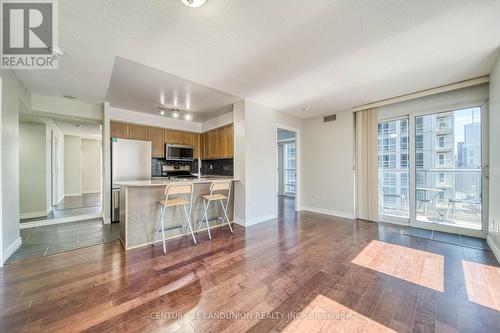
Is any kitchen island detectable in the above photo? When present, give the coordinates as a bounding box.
[114,177,238,250]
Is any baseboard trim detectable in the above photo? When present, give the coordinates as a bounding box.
[20,211,48,219]
[19,213,103,229]
[487,235,500,263]
[103,216,111,224]
[234,218,246,227]
[302,206,354,219]
[82,191,100,194]
[246,214,276,226]
[2,237,22,265]
[64,192,82,197]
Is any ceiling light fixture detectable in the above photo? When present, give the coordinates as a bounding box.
[180,0,206,7]
[172,109,180,118]
[159,110,165,116]
[302,107,311,112]
[185,113,192,121]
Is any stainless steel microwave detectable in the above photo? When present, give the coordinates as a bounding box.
[165,144,194,161]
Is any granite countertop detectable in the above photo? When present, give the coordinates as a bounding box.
[114,177,238,187]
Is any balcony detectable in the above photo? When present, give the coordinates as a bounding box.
[379,169,482,230]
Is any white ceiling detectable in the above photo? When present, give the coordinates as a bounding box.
[106,57,240,121]
[14,0,500,119]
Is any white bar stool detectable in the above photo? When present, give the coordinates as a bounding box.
[153,182,197,255]
[197,180,234,239]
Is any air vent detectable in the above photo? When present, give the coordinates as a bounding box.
[323,114,336,123]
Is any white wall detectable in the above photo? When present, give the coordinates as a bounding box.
[19,122,47,217]
[64,135,82,196]
[0,70,31,265]
[81,139,101,193]
[488,56,500,259]
[201,111,234,132]
[44,119,65,205]
[233,100,303,226]
[302,111,355,218]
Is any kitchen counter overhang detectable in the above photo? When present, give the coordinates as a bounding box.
[114,177,238,250]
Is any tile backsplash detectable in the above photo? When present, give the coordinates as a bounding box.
[201,158,234,176]
[152,158,198,177]
[152,158,234,177]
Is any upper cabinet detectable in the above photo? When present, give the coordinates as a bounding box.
[201,123,234,159]
[128,124,148,141]
[147,126,165,158]
[110,121,128,139]
[110,120,233,160]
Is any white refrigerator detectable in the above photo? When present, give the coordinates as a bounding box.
[111,138,152,221]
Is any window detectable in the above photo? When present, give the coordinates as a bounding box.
[401,154,408,167]
[377,118,409,219]
[283,142,296,195]
[438,135,446,148]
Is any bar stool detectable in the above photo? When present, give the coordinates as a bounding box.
[153,182,197,255]
[197,180,233,239]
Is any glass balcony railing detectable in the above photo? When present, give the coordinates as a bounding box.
[416,169,482,229]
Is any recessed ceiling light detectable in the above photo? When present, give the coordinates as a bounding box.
[180,0,206,7]
[302,107,311,112]
[185,113,192,121]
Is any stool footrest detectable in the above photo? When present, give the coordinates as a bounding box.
[158,224,185,232]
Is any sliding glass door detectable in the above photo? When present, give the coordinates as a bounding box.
[414,107,483,230]
[377,118,409,222]
[378,106,486,234]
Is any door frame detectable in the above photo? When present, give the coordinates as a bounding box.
[379,101,488,238]
[275,124,301,213]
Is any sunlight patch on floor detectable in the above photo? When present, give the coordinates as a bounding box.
[283,294,396,333]
[462,260,500,312]
[351,240,444,292]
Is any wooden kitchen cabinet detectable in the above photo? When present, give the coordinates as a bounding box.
[128,124,148,141]
[110,121,129,139]
[179,131,194,146]
[217,127,226,157]
[199,123,234,159]
[194,133,201,159]
[164,129,180,144]
[147,126,165,158]
[225,123,234,158]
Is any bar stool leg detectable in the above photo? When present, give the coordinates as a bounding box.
[203,200,212,240]
[183,204,197,245]
[160,205,167,255]
[219,199,233,233]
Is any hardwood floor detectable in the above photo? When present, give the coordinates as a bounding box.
[1,206,499,332]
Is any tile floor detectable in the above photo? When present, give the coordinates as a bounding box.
[402,227,489,250]
[8,219,120,262]
[20,193,102,223]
